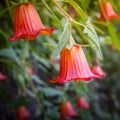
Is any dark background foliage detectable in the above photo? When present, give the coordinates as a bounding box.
[0,0,120,120]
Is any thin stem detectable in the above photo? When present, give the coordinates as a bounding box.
[72,19,85,28]
[92,23,105,35]
[20,0,28,3]
[52,0,85,28]
[52,0,71,19]
[29,80,46,113]
[5,0,13,21]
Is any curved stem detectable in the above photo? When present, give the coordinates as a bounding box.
[5,0,13,21]
[52,0,85,28]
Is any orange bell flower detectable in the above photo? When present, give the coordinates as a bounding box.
[16,106,31,120]
[91,59,106,78]
[0,72,6,80]
[99,1,119,21]
[60,101,78,120]
[77,97,90,109]
[8,3,54,41]
[49,45,100,83]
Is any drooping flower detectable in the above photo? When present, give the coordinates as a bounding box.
[0,72,6,80]
[16,106,31,120]
[77,97,90,109]
[49,45,100,83]
[91,59,106,78]
[8,3,54,41]
[99,1,119,21]
[60,101,78,120]
[27,67,35,75]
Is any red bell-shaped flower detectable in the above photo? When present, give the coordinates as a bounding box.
[27,67,35,75]
[49,45,100,83]
[99,1,119,21]
[60,101,78,120]
[0,72,6,80]
[16,106,31,120]
[77,97,90,109]
[91,59,106,78]
[8,3,54,41]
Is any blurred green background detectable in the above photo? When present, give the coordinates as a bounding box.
[0,0,120,120]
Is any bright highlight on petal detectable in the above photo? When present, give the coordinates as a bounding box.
[49,45,101,83]
[8,3,54,41]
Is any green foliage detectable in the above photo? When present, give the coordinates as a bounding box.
[84,20,103,59]
[68,0,87,22]
[0,0,120,120]
[51,21,69,58]
[107,23,120,51]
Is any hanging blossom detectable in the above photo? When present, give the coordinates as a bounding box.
[8,3,54,41]
[16,106,31,120]
[77,97,90,109]
[59,101,78,120]
[0,72,6,80]
[49,45,101,83]
[91,59,106,78]
[99,1,119,21]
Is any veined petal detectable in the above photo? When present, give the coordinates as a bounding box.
[49,45,101,83]
[8,3,54,41]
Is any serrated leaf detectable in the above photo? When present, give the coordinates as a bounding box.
[84,20,103,59]
[0,48,20,65]
[68,0,86,22]
[107,23,120,51]
[51,21,69,59]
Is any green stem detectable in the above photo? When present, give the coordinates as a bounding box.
[68,22,75,45]
[52,0,85,28]
[29,80,46,113]
[5,0,13,21]
[20,0,29,3]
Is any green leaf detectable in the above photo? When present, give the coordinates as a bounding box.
[37,87,63,97]
[26,89,35,98]
[84,20,103,59]
[35,107,42,117]
[42,0,62,28]
[0,29,8,39]
[32,75,47,86]
[32,53,50,68]
[0,48,20,65]
[51,21,69,59]
[107,23,120,51]
[81,0,91,10]
[68,0,86,22]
